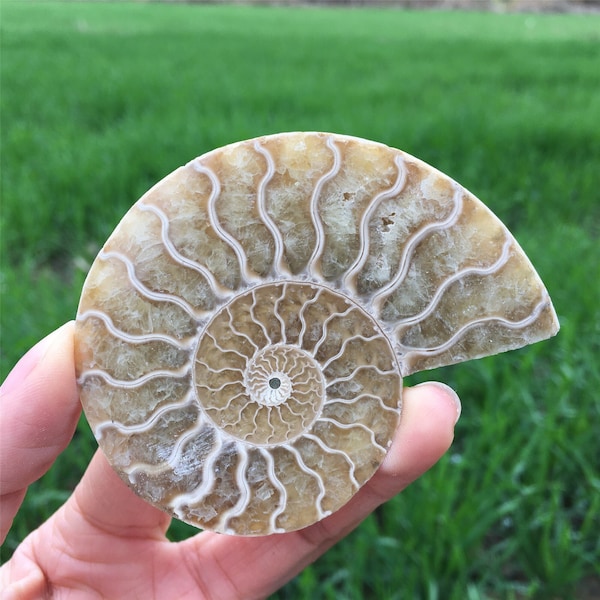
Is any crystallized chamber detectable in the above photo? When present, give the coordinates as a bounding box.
[75,132,559,535]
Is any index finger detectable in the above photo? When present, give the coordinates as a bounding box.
[0,322,81,542]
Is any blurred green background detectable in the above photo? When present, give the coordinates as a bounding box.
[1,2,599,598]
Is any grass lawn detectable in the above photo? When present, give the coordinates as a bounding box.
[1,2,599,598]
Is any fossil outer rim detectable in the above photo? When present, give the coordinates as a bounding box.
[74,131,559,536]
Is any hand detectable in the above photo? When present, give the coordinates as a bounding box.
[0,322,460,599]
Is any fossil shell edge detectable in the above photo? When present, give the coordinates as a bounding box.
[74,132,559,535]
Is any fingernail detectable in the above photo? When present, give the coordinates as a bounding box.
[416,381,462,424]
[0,328,63,396]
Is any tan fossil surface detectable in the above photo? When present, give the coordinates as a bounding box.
[74,132,559,535]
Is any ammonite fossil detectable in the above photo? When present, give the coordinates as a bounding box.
[75,132,559,535]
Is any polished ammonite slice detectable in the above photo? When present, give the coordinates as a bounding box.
[74,132,559,535]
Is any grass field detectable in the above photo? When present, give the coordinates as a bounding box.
[1,2,599,598]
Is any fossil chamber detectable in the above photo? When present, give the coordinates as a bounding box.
[74,132,559,535]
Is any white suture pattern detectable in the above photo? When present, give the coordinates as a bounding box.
[76,132,558,535]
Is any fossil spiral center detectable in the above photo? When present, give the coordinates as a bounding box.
[244,345,323,410]
[193,283,352,446]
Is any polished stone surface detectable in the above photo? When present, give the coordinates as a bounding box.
[75,132,559,535]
